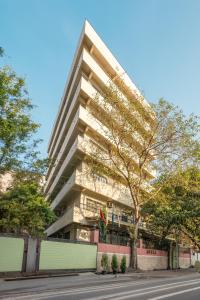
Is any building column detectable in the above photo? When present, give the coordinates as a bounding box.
[90,229,99,243]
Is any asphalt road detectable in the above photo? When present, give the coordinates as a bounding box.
[0,272,200,300]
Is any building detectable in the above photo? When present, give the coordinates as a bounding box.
[45,20,155,243]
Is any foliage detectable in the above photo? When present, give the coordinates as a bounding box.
[151,100,199,174]
[0,48,52,235]
[0,50,47,177]
[111,254,118,274]
[120,255,127,273]
[85,80,199,268]
[12,158,49,189]
[101,253,109,273]
[0,182,55,236]
[142,167,200,249]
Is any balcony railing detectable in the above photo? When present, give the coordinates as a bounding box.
[80,202,147,229]
[107,212,134,225]
[81,202,142,225]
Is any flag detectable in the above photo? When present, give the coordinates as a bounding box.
[100,208,106,225]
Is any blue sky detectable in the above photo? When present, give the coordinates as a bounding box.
[1,0,200,156]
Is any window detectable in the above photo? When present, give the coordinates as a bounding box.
[121,214,128,222]
[85,198,105,213]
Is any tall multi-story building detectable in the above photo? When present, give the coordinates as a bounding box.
[45,21,155,244]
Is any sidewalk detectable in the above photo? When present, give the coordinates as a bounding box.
[1,268,198,281]
[127,268,197,277]
[95,268,198,280]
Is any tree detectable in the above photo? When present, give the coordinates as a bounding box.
[142,166,200,250]
[0,48,45,175]
[111,254,118,274]
[85,80,199,269]
[101,253,109,274]
[0,182,55,236]
[0,48,53,235]
[120,255,127,273]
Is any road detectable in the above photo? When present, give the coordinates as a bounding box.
[0,272,200,300]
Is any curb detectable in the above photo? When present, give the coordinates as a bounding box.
[4,273,79,281]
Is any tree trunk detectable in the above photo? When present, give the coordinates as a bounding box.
[130,219,139,270]
[175,235,179,269]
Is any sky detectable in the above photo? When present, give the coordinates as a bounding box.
[1,0,200,156]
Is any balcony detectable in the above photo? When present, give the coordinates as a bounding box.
[48,20,155,155]
[80,201,132,225]
[45,135,85,198]
[49,50,155,162]
[76,162,153,206]
[50,171,76,210]
[76,172,133,208]
[46,78,155,192]
[82,50,155,131]
[45,206,74,236]
[80,201,146,228]
[76,106,156,179]
[84,21,155,119]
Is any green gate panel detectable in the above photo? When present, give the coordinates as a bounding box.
[0,237,24,272]
[39,241,97,270]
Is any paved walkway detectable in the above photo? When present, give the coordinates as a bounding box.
[126,268,197,277]
[1,268,197,281]
[92,268,197,280]
[0,270,199,300]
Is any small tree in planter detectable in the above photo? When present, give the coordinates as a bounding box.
[120,256,127,273]
[111,254,118,274]
[101,253,109,274]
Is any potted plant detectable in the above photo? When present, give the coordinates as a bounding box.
[101,253,109,274]
[120,255,127,273]
[111,254,118,274]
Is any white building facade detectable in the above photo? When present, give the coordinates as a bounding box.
[45,21,155,244]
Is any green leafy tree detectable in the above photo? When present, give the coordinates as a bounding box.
[0,48,53,235]
[0,183,55,236]
[142,167,200,249]
[120,255,127,273]
[86,80,199,269]
[111,254,118,274]
[101,253,109,273]
[0,48,46,175]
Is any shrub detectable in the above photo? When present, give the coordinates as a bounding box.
[101,253,109,273]
[195,261,200,272]
[120,255,127,273]
[111,254,118,274]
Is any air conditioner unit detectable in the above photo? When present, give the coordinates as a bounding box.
[107,202,113,208]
